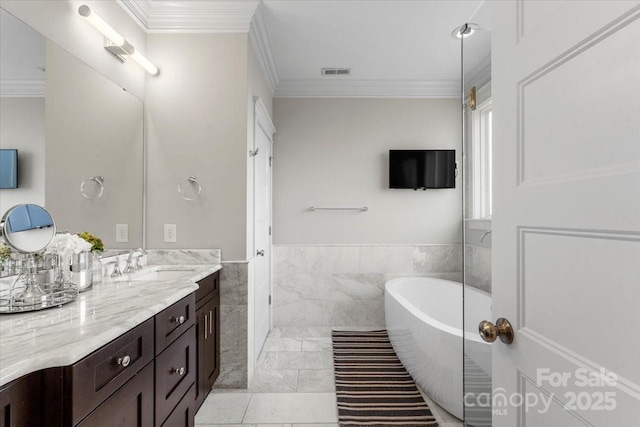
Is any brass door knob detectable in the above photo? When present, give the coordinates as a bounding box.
[478,318,514,344]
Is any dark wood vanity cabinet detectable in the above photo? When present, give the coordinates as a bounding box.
[194,271,220,411]
[0,270,223,426]
[0,292,202,427]
[0,371,42,427]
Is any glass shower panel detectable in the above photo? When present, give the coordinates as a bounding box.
[461,10,493,427]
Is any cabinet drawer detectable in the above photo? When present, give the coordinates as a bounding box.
[195,271,219,305]
[77,361,154,427]
[155,326,196,426]
[69,318,154,425]
[161,384,195,427]
[155,294,195,355]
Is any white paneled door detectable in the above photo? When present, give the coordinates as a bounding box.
[253,99,275,365]
[491,1,640,426]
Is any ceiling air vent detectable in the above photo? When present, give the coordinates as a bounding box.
[321,68,351,76]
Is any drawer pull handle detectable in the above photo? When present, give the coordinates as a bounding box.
[173,315,185,325]
[117,355,131,367]
[209,310,213,335]
[171,367,186,376]
[204,314,208,340]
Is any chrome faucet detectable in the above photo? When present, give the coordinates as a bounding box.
[106,261,121,277]
[123,248,148,273]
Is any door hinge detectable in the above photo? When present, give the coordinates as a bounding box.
[269,226,272,236]
[269,295,272,305]
[269,156,273,167]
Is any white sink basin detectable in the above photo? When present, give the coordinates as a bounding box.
[131,270,198,281]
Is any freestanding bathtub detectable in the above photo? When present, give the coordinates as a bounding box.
[385,277,491,420]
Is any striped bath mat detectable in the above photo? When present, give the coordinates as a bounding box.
[331,330,439,426]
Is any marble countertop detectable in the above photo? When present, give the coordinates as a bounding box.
[0,264,222,387]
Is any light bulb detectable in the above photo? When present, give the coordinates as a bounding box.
[130,50,159,76]
[78,5,126,46]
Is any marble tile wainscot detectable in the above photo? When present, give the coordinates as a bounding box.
[215,261,250,389]
[273,244,462,327]
[464,244,492,294]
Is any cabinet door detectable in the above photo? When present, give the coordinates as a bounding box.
[202,294,220,392]
[194,304,206,410]
[0,372,42,427]
[195,294,220,411]
[76,362,154,427]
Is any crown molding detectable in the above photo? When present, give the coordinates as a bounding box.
[0,80,45,97]
[118,0,259,33]
[274,79,460,99]
[249,4,279,94]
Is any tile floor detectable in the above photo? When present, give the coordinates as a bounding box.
[195,326,463,427]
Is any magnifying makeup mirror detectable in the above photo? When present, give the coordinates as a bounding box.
[1,204,56,253]
[0,204,78,313]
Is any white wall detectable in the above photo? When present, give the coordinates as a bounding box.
[0,97,45,214]
[1,0,146,99]
[273,98,462,245]
[145,33,250,260]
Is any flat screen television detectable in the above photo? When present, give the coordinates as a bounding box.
[0,149,18,189]
[389,149,456,189]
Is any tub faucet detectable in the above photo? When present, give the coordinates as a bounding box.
[480,230,492,243]
[124,248,148,273]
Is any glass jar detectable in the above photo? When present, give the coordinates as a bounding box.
[92,252,103,285]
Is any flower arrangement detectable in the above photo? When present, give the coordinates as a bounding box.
[45,233,92,259]
[77,231,104,253]
[0,244,11,261]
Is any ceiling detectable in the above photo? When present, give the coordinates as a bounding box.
[0,1,484,98]
[262,1,480,97]
[120,0,483,98]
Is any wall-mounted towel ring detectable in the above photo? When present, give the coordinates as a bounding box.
[80,176,105,199]
[178,176,202,201]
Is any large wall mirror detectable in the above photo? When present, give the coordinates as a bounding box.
[0,8,144,252]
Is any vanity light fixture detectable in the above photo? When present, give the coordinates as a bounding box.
[78,5,159,76]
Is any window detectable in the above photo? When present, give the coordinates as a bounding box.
[469,86,492,219]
